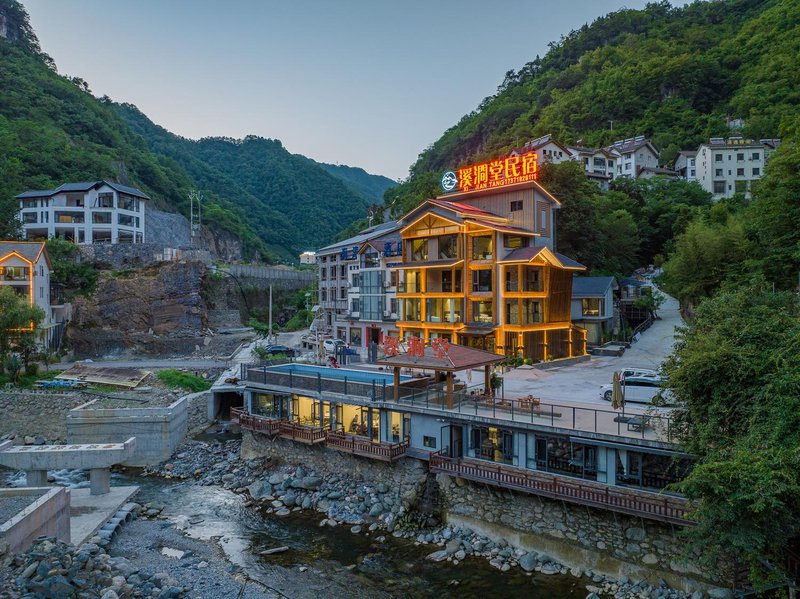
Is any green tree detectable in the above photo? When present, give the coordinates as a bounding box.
[0,285,45,358]
[664,284,800,585]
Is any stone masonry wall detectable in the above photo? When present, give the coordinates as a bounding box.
[241,430,429,507]
[438,474,714,592]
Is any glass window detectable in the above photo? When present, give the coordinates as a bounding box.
[350,327,362,346]
[472,269,492,292]
[363,252,379,268]
[505,268,518,292]
[403,299,421,321]
[442,269,462,292]
[503,235,529,249]
[472,301,493,323]
[523,267,541,291]
[715,154,723,162]
[438,235,458,259]
[713,181,726,194]
[22,212,37,223]
[404,270,421,293]
[423,436,437,448]
[472,236,493,260]
[510,200,523,212]
[752,167,760,176]
[581,298,603,316]
[411,239,428,261]
[97,192,114,208]
[751,152,760,160]
[736,168,744,176]
[715,169,723,177]
[350,299,359,313]
[522,299,541,324]
[427,298,462,323]
[736,153,744,161]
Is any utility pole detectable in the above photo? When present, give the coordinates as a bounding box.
[189,191,202,246]
[268,284,273,346]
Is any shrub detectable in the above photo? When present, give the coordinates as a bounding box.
[156,369,212,392]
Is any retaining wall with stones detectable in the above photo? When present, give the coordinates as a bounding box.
[66,394,193,466]
[437,473,716,593]
[0,487,70,555]
[241,430,429,504]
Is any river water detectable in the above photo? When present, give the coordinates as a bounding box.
[1,449,586,598]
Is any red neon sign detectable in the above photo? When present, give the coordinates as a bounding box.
[453,152,538,193]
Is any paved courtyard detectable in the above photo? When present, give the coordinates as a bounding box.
[500,290,683,408]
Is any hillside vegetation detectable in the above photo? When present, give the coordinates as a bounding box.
[0,0,391,261]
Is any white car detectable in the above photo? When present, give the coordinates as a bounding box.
[600,374,668,405]
[323,338,347,354]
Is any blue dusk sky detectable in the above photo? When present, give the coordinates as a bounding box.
[22,0,664,180]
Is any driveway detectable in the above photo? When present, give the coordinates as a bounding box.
[500,290,683,408]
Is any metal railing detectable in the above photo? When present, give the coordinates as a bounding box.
[429,451,691,526]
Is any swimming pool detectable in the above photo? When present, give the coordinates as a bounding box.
[267,363,410,385]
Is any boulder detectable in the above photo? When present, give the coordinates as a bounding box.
[445,539,461,555]
[518,552,538,572]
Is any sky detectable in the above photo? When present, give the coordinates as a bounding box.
[21,0,660,180]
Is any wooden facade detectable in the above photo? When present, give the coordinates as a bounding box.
[396,184,587,362]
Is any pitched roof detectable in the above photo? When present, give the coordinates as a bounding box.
[0,241,49,266]
[501,246,547,262]
[606,136,659,156]
[15,180,150,200]
[572,276,616,298]
[498,246,586,270]
[376,343,505,372]
[316,221,401,254]
[554,252,586,269]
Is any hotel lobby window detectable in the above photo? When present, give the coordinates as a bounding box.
[472,236,493,260]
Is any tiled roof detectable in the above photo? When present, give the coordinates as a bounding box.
[0,241,48,264]
[572,276,616,298]
[555,253,586,269]
[500,246,547,262]
[316,221,400,253]
[377,343,505,371]
[15,180,150,200]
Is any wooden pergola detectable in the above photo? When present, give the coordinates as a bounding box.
[376,344,506,408]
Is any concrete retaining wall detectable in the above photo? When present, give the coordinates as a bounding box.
[66,395,190,466]
[0,487,70,555]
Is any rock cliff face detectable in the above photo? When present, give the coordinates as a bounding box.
[67,262,208,357]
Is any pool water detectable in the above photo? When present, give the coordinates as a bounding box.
[269,363,410,385]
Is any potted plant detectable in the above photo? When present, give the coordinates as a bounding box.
[490,372,503,397]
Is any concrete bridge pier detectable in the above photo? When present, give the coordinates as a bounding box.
[25,469,48,487]
[90,468,111,495]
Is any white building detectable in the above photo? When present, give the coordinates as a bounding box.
[606,136,660,178]
[522,134,573,165]
[695,137,780,200]
[0,241,68,348]
[567,145,619,190]
[673,151,697,182]
[316,221,401,348]
[299,251,316,265]
[17,181,148,244]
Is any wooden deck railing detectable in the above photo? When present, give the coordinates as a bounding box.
[429,451,692,526]
[277,420,326,444]
[230,407,281,435]
[326,431,409,462]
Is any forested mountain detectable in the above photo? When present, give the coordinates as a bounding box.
[387,0,799,216]
[0,0,388,261]
[313,161,397,205]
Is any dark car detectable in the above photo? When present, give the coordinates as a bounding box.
[262,344,296,357]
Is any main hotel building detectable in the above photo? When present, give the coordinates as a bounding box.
[396,153,588,362]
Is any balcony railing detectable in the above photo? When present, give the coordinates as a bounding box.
[429,451,692,526]
[232,407,326,444]
[326,431,409,462]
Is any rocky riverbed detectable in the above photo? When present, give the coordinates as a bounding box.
[141,436,710,599]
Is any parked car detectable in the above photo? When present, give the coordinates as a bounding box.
[619,366,662,381]
[323,338,347,354]
[599,374,666,405]
[262,344,296,357]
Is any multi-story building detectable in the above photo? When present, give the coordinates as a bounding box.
[299,251,316,265]
[316,221,401,348]
[673,151,697,181]
[0,241,68,348]
[571,276,618,345]
[522,134,573,165]
[694,137,780,199]
[17,181,148,244]
[606,136,660,178]
[395,155,587,362]
[568,145,619,189]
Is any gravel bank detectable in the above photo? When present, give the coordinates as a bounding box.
[0,492,45,524]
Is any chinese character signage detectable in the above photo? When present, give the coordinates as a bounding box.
[441,152,538,193]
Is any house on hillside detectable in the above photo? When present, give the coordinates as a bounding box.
[637,166,680,180]
[17,181,149,245]
[0,241,68,349]
[570,276,618,345]
[673,151,697,182]
[522,134,572,165]
[694,136,781,200]
[606,136,660,178]
[567,144,619,190]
